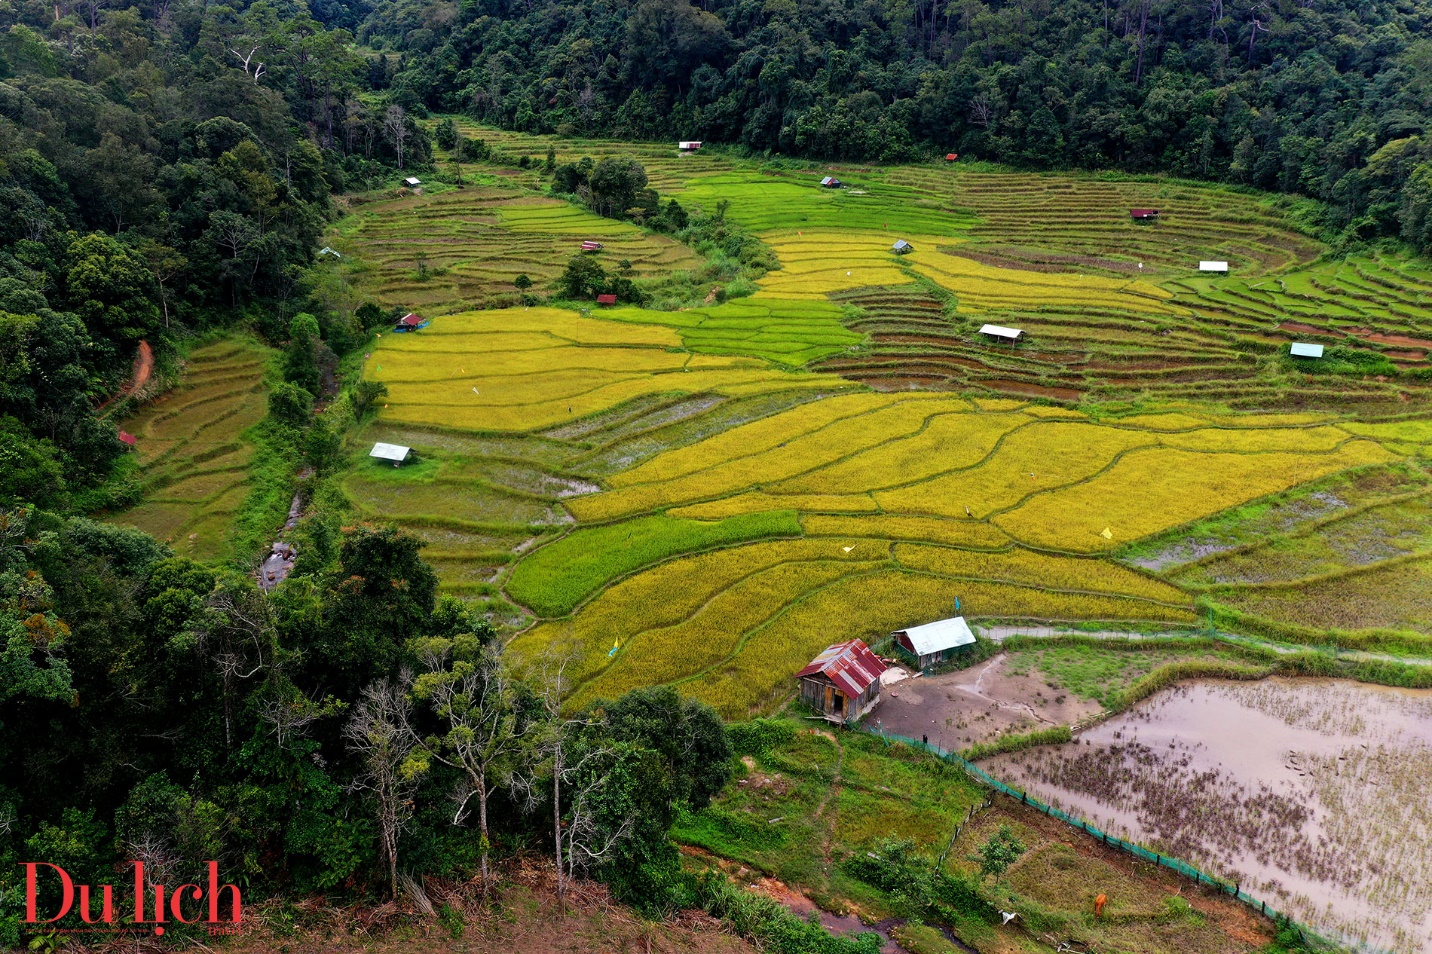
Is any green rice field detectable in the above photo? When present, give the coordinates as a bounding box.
[107,338,272,562]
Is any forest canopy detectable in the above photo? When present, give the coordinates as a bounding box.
[361,0,1432,250]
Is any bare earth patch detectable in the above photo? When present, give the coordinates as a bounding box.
[864,655,1102,751]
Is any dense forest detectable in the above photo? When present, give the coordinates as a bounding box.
[361,0,1432,250]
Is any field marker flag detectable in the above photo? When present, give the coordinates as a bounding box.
[608,640,620,657]
[1101,527,1113,539]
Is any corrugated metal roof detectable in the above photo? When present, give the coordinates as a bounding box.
[596,294,617,305]
[1129,208,1160,217]
[894,616,976,655]
[370,442,410,462]
[892,239,912,251]
[979,324,1023,339]
[795,639,887,698]
[398,313,423,326]
[1290,342,1324,358]
[1198,260,1229,271]
[404,177,421,186]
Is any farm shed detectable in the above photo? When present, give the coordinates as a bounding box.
[404,177,421,187]
[1199,260,1229,272]
[1290,342,1325,358]
[892,239,914,254]
[796,639,887,724]
[318,246,342,258]
[369,442,411,466]
[892,616,976,670]
[596,293,617,306]
[820,176,843,188]
[979,323,1023,342]
[117,430,137,448]
[945,153,959,161]
[678,141,703,152]
[580,240,604,252]
[1129,208,1160,220]
[394,312,428,331]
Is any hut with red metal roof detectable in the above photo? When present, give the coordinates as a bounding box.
[117,430,137,448]
[1129,208,1160,220]
[596,293,617,306]
[795,639,887,724]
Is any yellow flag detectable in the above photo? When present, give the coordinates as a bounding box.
[1101,527,1113,540]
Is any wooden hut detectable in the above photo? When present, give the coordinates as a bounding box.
[394,312,428,332]
[820,176,843,188]
[678,141,703,152]
[795,639,887,724]
[580,240,604,252]
[1129,208,1160,220]
[596,293,617,306]
[891,239,914,254]
[1199,260,1229,272]
[1290,342,1324,359]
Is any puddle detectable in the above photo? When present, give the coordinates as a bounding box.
[979,677,1432,952]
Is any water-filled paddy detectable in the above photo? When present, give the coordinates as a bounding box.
[980,677,1432,952]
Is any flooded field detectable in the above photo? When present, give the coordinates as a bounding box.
[979,677,1432,953]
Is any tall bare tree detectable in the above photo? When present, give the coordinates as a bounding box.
[384,104,409,168]
[344,673,422,900]
[532,648,633,909]
[411,637,530,892]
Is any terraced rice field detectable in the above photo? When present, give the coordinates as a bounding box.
[346,124,1432,715]
[108,338,271,562]
[331,189,701,313]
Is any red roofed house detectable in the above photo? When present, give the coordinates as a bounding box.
[796,639,887,724]
[117,430,137,448]
[945,153,958,161]
[596,293,617,306]
[580,240,604,252]
[1129,209,1160,220]
[394,312,428,332]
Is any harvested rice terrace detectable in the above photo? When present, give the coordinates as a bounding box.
[107,338,271,562]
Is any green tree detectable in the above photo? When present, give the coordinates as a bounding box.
[269,382,315,428]
[284,312,323,394]
[64,233,160,345]
[972,824,1026,880]
[434,117,458,150]
[559,255,607,299]
[587,156,649,218]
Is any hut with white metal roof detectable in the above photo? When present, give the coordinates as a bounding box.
[979,324,1023,342]
[1198,260,1229,272]
[892,239,914,254]
[795,639,887,724]
[1290,342,1324,359]
[892,616,976,670]
[369,442,412,466]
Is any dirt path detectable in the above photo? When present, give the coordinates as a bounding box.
[811,730,844,864]
[96,339,155,411]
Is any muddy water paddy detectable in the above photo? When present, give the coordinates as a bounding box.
[979,677,1432,953]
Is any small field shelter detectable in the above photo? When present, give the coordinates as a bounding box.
[892,616,976,669]
[796,639,887,724]
[1290,342,1324,358]
[979,324,1023,342]
[404,177,421,188]
[370,442,411,466]
[1129,209,1160,220]
[394,312,428,332]
[596,293,617,306]
[1199,260,1229,272]
[892,239,914,254]
[678,141,703,152]
[821,176,843,188]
